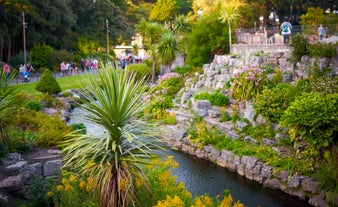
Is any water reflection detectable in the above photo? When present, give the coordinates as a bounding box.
[163,149,312,207]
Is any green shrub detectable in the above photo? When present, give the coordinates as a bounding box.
[49,49,73,72]
[280,93,338,169]
[309,42,337,58]
[70,123,87,134]
[127,63,152,81]
[13,108,73,148]
[26,175,52,207]
[35,69,62,94]
[254,83,300,123]
[30,44,54,69]
[194,90,229,106]
[26,100,42,111]
[172,65,192,75]
[291,35,309,62]
[7,126,36,153]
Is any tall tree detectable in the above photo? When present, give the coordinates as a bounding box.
[149,0,179,26]
[218,5,241,51]
[62,66,162,207]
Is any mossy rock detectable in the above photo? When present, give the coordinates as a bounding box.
[35,69,61,94]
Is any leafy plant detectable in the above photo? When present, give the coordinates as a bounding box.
[254,83,300,123]
[26,100,42,112]
[194,90,229,106]
[280,93,338,170]
[229,65,268,101]
[291,35,309,62]
[70,123,87,134]
[35,69,62,95]
[309,42,337,58]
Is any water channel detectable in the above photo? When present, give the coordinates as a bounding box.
[68,107,312,207]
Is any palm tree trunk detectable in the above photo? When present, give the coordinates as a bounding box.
[228,20,232,53]
[152,55,157,83]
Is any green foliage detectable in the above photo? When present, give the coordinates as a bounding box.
[7,126,35,153]
[229,65,268,101]
[291,35,309,62]
[300,7,325,35]
[149,0,178,22]
[309,42,338,58]
[172,65,192,75]
[308,75,338,94]
[314,149,338,196]
[26,175,52,207]
[92,52,116,62]
[13,108,73,148]
[35,69,62,94]
[70,123,87,134]
[26,100,42,112]
[73,36,100,57]
[158,73,184,97]
[244,124,275,141]
[49,50,73,72]
[127,63,152,81]
[254,83,300,123]
[271,68,283,85]
[186,13,229,66]
[30,44,54,69]
[194,90,229,106]
[280,93,338,170]
[219,112,232,122]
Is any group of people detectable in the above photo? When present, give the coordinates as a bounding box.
[60,61,78,76]
[19,63,34,82]
[80,58,99,73]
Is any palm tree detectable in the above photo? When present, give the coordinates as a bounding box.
[218,5,241,52]
[157,32,178,73]
[61,66,163,207]
[137,19,168,83]
[0,70,17,142]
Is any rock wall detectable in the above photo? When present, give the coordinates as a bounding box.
[172,51,338,207]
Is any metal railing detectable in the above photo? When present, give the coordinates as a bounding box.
[235,24,337,44]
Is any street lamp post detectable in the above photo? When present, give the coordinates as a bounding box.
[259,15,264,32]
[275,17,280,33]
[22,11,27,65]
[106,19,109,54]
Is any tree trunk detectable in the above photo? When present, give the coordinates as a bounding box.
[152,55,156,83]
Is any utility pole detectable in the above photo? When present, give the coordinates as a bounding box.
[106,19,109,54]
[22,11,27,65]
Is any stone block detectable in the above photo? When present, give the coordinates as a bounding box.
[263,178,281,190]
[301,177,318,193]
[195,149,207,159]
[237,164,245,176]
[309,192,329,207]
[43,160,61,177]
[5,161,28,176]
[288,175,303,188]
[30,163,42,176]
[241,156,257,170]
[275,170,289,183]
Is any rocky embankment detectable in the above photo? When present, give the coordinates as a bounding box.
[162,50,338,207]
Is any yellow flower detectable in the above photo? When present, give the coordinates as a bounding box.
[61,178,67,184]
[56,185,64,192]
[79,180,86,189]
[177,182,185,189]
[135,178,143,187]
[47,191,53,197]
[218,195,233,207]
[64,184,72,191]
[69,175,77,183]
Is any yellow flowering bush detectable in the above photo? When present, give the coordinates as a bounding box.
[48,170,98,207]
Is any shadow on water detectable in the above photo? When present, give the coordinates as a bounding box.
[161,148,313,207]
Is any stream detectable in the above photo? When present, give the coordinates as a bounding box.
[68,107,312,207]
